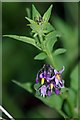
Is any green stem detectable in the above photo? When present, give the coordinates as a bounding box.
[39,34,43,43]
[38,33,55,68]
[46,50,55,68]
[38,33,44,50]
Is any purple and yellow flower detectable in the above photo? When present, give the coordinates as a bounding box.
[36,64,54,85]
[48,66,65,88]
[47,82,60,96]
[35,64,65,97]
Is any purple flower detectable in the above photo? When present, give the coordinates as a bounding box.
[47,90,52,97]
[54,87,60,95]
[36,64,54,85]
[47,82,60,96]
[39,85,47,97]
[47,83,54,96]
[53,83,60,95]
[48,66,65,87]
[35,64,65,97]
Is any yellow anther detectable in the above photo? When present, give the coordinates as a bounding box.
[56,74,61,80]
[41,78,45,85]
[50,83,53,90]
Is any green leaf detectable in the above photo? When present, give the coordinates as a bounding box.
[42,22,55,34]
[13,80,33,93]
[3,35,41,50]
[25,17,42,34]
[25,17,40,33]
[34,52,47,60]
[13,80,62,111]
[43,5,53,22]
[30,22,40,33]
[25,16,35,24]
[32,4,41,20]
[13,80,62,110]
[53,48,66,56]
[13,80,67,117]
[45,32,57,52]
[70,65,78,91]
[45,31,60,40]
[47,39,57,52]
[37,94,63,110]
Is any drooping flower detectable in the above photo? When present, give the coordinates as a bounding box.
[36,64,54,85]
[39,85,47,97]
[47,82,60,96]
[48,66,65,88]
[35,64,65,97]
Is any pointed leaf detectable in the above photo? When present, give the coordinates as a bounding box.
[25,17,42,33]
[45,32,57,52]
[53,48,66,56]
[32,4,41,20]
[43,5,53,22]
[13,80,33,93]
[45,31,61,40]
[34,52,47,60]
[45,31,59,52]
[47,39,57,52]
[25,16,35,24]
[3,35,41,50]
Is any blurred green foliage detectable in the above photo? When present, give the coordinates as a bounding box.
[2,2,78,119]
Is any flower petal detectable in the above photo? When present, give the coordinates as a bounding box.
[55,88,60,95]
[47,75,55,80]
[59,80,64,88]
[59,66,65,74]
[39,85,47,97]
[39,73,43,78]
[54,69,58,74]
[44,70,47,79]
[36,74,39,83]
[47,90,52,97]
[55,77,59,85]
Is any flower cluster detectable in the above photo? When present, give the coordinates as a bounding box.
[35,64,65,97]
